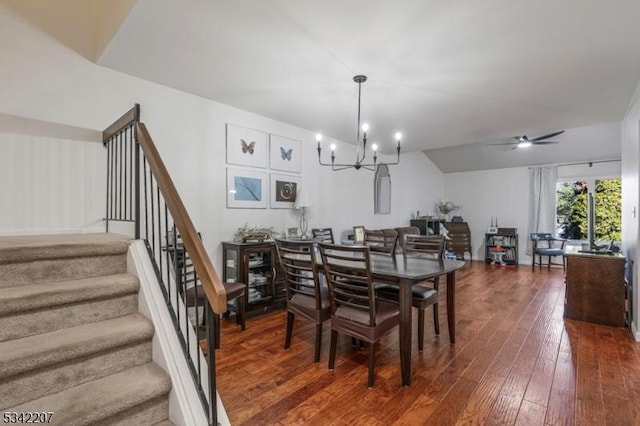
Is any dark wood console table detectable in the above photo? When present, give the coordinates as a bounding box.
[564,247,626,327]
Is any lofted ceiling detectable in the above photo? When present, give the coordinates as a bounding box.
[6,0,640,172]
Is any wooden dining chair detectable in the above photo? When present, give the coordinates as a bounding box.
[275,239,331,362]
[318,243,400,387]
[394,226,421,254]
[376,234,444,351]
[364,229,398,255]
[311,228,335,244]
[173,232,246,350]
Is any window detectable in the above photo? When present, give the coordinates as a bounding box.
[556,178,621,242]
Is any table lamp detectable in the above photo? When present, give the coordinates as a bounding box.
[295,189,312,239]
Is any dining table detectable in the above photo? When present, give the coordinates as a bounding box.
[299,241,466,386]
[365,253,465,386]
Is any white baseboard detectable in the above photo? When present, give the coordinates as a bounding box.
[128,240,230,426]
[632,320,640,342]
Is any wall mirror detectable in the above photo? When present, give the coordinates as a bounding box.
[374,164,391,214]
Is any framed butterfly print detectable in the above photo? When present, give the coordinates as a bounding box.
[226,168,268,209]
[269,134,301,173]
[270,173,301,209]
[226,124,267,168]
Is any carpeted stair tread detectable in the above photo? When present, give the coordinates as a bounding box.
[0,273,139,316]
[154,420,175,426]
[0,233,130,265]
[7,363,172,425]
[0,314,154,380]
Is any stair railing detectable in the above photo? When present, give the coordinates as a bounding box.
[103,105,226,425]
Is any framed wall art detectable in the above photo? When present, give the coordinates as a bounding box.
[269,134,301,173]
[226,124,267,168]
[270,173,301,209]
[226,168,268,209]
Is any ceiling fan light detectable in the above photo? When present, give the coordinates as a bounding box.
[518,141,532,148]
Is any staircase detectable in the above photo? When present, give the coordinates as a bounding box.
[0,233,173,425]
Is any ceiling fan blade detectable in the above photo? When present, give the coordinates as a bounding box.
[488,142,518,146]
[511,144,519,150]
[531,140,559,145]
[531,130,564,141]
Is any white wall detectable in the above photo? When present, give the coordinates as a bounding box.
[0,9,444,268]
[445,167,530,262]
[622,81,640,339]
[0,132,105,235]
[445,160,621,266]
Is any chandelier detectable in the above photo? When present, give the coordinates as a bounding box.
[316,75,402,171]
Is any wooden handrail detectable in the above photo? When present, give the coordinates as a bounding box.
[136,122,227,313]
[103,105,139,142]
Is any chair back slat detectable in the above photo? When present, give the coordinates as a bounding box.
[318,243,376,326]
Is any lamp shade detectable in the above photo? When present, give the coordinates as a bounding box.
[295,188,312,209]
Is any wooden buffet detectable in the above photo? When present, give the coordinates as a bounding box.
[563,246,627,328]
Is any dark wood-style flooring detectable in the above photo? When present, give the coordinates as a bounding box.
[215,261,640,425]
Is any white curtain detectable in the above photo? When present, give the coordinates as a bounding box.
[526,166,558,255]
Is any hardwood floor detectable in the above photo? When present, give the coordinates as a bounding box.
[215,261,640,425]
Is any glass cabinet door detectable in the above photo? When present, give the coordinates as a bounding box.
[224,246,239,284]
[246,247,275,303]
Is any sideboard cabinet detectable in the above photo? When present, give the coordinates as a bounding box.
[222,241,285,314]
[564,249,626,327]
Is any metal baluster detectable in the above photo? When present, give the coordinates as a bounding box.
[206,301,217,426]
[111,137,116,219]
[124,127,129,221]
[119,130,124,220]
[105,140,111,232]
[134,132,140,239]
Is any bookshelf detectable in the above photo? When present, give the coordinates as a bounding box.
[484,231,518,265]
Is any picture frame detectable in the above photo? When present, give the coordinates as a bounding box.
[226,168,268,209]
[287,227,299,238]
[270,173,301,209]
[269,134,302,173]
[353,225,365,245]
[226,124,267,168]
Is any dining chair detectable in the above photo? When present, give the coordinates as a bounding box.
[376,234,444,351]
[173,232,246,350]
[394,226,421,253]
[311,228,335,244]
[317,243,400,387]
[364,229,398,255]
[530,233,566,271]
[275,239,331,362]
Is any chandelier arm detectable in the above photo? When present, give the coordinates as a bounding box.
[318,151,371,169]
[332,164,358,171]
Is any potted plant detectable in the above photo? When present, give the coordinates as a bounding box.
[435,200,460,221]
[234,224,279,243]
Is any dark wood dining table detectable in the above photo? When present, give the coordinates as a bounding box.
[366,253,465,386]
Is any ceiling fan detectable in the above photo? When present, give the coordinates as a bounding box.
[490,130,565,149]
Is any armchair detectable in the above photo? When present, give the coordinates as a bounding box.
[530,233,566,271]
